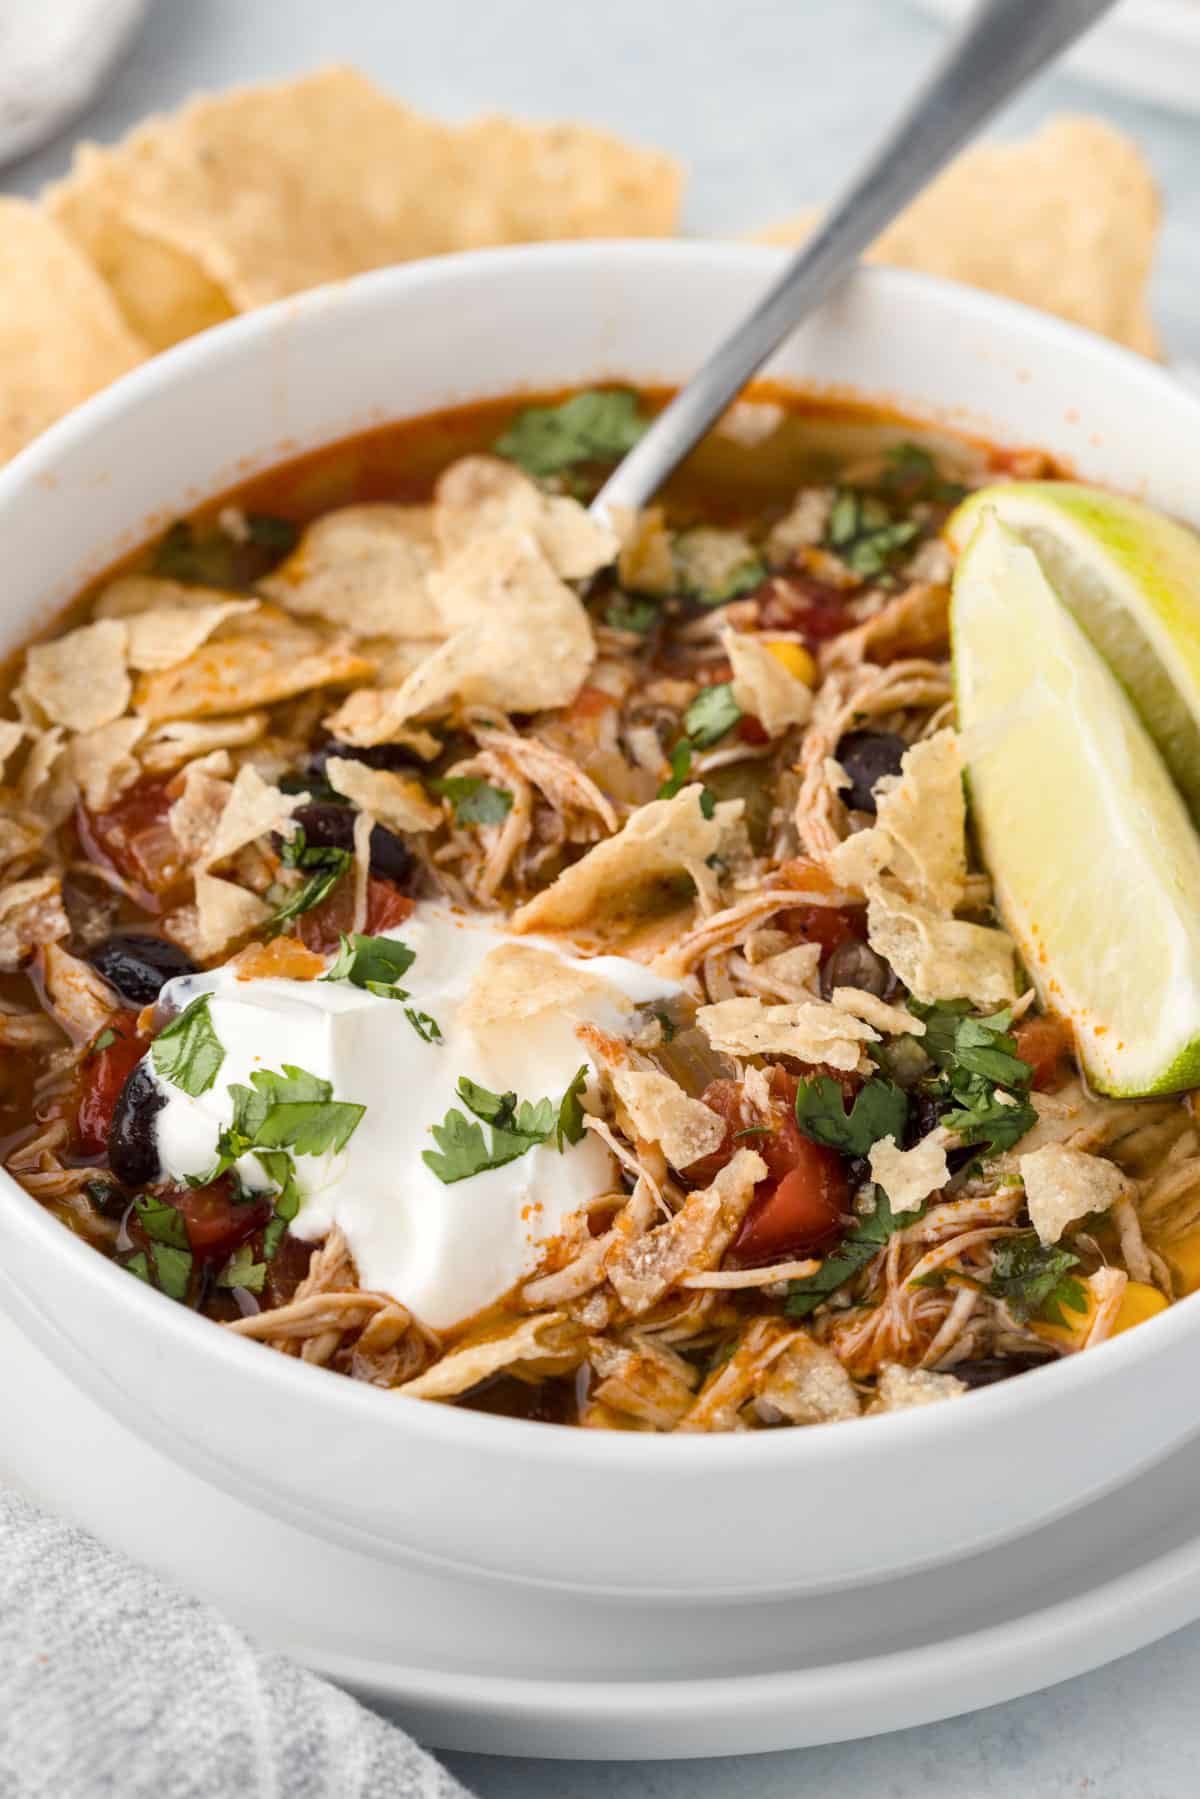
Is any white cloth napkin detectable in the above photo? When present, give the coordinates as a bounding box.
[0,1488,473,1799]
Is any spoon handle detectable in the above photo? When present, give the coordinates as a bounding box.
[592,0,1119,520]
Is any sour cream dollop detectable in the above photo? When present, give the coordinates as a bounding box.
[145,905,679,1329]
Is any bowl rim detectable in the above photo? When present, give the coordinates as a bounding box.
[2,238,1197,1470]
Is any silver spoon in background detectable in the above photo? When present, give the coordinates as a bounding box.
[592,0,1119,522]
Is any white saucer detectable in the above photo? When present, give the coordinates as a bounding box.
[5,1302,1200,1761]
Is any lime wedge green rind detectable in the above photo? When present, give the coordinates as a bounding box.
[952,512,1200,1099]
[947,482,1200,824]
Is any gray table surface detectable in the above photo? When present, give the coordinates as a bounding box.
[6,1,1200,1793]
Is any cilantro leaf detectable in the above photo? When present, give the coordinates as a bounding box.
[123,1251,152,1284]
[603,595,659,635]
[133,1194,190,1249]
[493,389,646,478]
[909,999,1032,1089]
[403,1006,443,1044]
[89,1026,117,1056]
[266,826,351,932]
[422,1109,525,1184]
[556,1064,589,1150]
[936,1069,1037,1157]
[987,1234,1089,1326]
[429,775,514,827]
[217,1244,267,1293]
[253,1098,365,1158]
[880,442,966,506]
[150,994,225,1097]
[826,488,920,579]
[786,1185,923,1318]
[657,739,694,800]
[324,933,416,989]
[683,682,742,749]
[149,1243,193,1303]
[794,1074,908,1157]
[458,1077,518,1127]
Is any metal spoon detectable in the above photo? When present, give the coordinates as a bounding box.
[592,0,1119,522]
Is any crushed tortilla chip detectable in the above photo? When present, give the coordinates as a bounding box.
[868,1364,966,1413]
[866,893,1016,1008]
[24,620,131,733]
[133,606,374,722]
[166,752,233,860]
[139,712,269,774]
[868,1132,949,1214]
[510,785,735,936]
[324,756,441,833]
[830,986,923,1038]
[460,942,632,1052]
[0,722,24,779]
[611,504,676,598]
[697,994,877,1072]
[47,68,681,352]
[0,874,69,970]
[396,1311,584,1401]
[753,116,1161,357]
[828,730,965,912]
[19,727,75,829]
[203,764,300,868]
[124,598,258,671]
[722,625,812,737]
[744,941,823,1002]
[0,198,147,465]
[755,1338,861,1425]
[326,529,593,741]
[67,717,147,811]
[261,505,440,640]
[174,871,271,960]
[434,456,617,580]
[39,942,118,1044]
[611,1069,726,1169]
[1019,1142,1129,1246]
[607,1149,766,1315]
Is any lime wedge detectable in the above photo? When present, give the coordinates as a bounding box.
[946,482,1200,822]
[952,511,1200,1097]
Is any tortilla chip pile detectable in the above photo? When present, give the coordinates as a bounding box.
[0,63,1163,466]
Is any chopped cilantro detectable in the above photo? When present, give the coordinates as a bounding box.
[150,995,225,1097]
[133,1194,190,1249]
[493,389,646,478]
[699,787,717,820]
[986,1234,1089,1326]
[826,488,920,579]
[604,594,659,635]
[123,1251,152,1284]
[936,1069,1036,1157]
[217,1244,267,1294]
[653,1008,677,1043]
[880,442,966,505]
[794,1074,908,1157]
[423,1072,586,1185]
[786,1185,923,1318]
[429,775,514,827]
[89,1026,117,1056]
[404,1006,443,1044]
[907,999,1036,1158]
[324,933,416,989]
[149,1243,193,1303]
[673,528,766,605]
[684,682,742,749]
[266,827,351,932]
[657,739,694,800]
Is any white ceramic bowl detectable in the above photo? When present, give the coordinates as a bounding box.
[4,244,1200,1602]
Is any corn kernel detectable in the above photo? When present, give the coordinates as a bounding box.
[1030,1284,1096,1351]
[1110,1280,1169,1337]
[765,640,817,686]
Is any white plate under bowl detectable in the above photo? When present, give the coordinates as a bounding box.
[5,1304,1200,1761]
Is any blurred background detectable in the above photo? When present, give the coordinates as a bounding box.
[5,0,1200,359]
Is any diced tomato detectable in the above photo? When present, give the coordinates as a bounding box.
[159,1178,273,1260]
[1014,1013,1073,1092]
[78,778,182,902]
[75,1010,147,1154]
[564,683,619,722]
[757,573,855,644]
[738,715,770,746]
[780,903,861,959]
[730,1147,847,1267]
[295,876,414,954]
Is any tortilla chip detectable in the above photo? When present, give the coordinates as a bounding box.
[0,874,69,970]
[139,712,270,774]
[124,599,258,671]
[326,529,593,741]
[612,505,676,598]
[19,727,76,829]
[0,199,148,464]
[754,116,1161,357]
[434,456,617,580]
[0,813,46,869]
[133,607,374,722]
[1020,1142,1128,1246]
[261,505,440,640]
[461,942,632,1050]
[0,723,24,780]
[204,764,299,867]
[324,756,441,833]
[611,1069,725,1169]
[697,995,876,1073]
[67,717,147,811]
[166,753,233,860]
[830,987,923,1038]
[866,892,1017,1009]
[606,1150,766,1315]
[868,1365,965,1413]
[828,731,965,913]
[509,785,733,935]
[396,1312,585,1401]
[24,619,131,734]
[723,627,812,737]
[47,68,681,352]
[173,871,271,960]
[868,1132,949,1213]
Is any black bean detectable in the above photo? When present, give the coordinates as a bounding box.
[87,934,199,1005]
[305,740,422,782]
[904,1092,945,1148]
[820,937,892,1000]
[109,1062,166,1187]
[952,1354,1056,1390]
[288,802,414,889]
[835,730,907,814]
